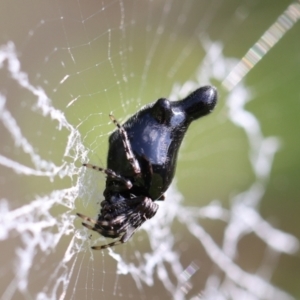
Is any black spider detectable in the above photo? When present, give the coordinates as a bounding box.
[77,85,217,249]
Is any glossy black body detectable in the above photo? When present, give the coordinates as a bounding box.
[78,85,217,249]
[106,85,217,200]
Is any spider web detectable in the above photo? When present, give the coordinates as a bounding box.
[0,1,300,299]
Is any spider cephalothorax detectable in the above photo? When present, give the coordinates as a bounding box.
[77,85,217,249]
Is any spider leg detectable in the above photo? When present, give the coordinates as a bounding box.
[85,223,123,239]
[78,197,159,250]
[92,239,122,250]
[135,197,159,219]
[77,212,129,238]
[92,225,136,250]
[81,222,95,231]
[82,113,144,189]
[76,212,97,224]
[83,163,133,189]
[109,114,141,175]
[96,197,159,250]
[80,220,122,238]
[77,213,108,233]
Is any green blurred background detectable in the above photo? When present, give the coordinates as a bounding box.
[0,0,299,299]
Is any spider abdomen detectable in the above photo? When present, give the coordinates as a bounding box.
[78,85,217,249]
